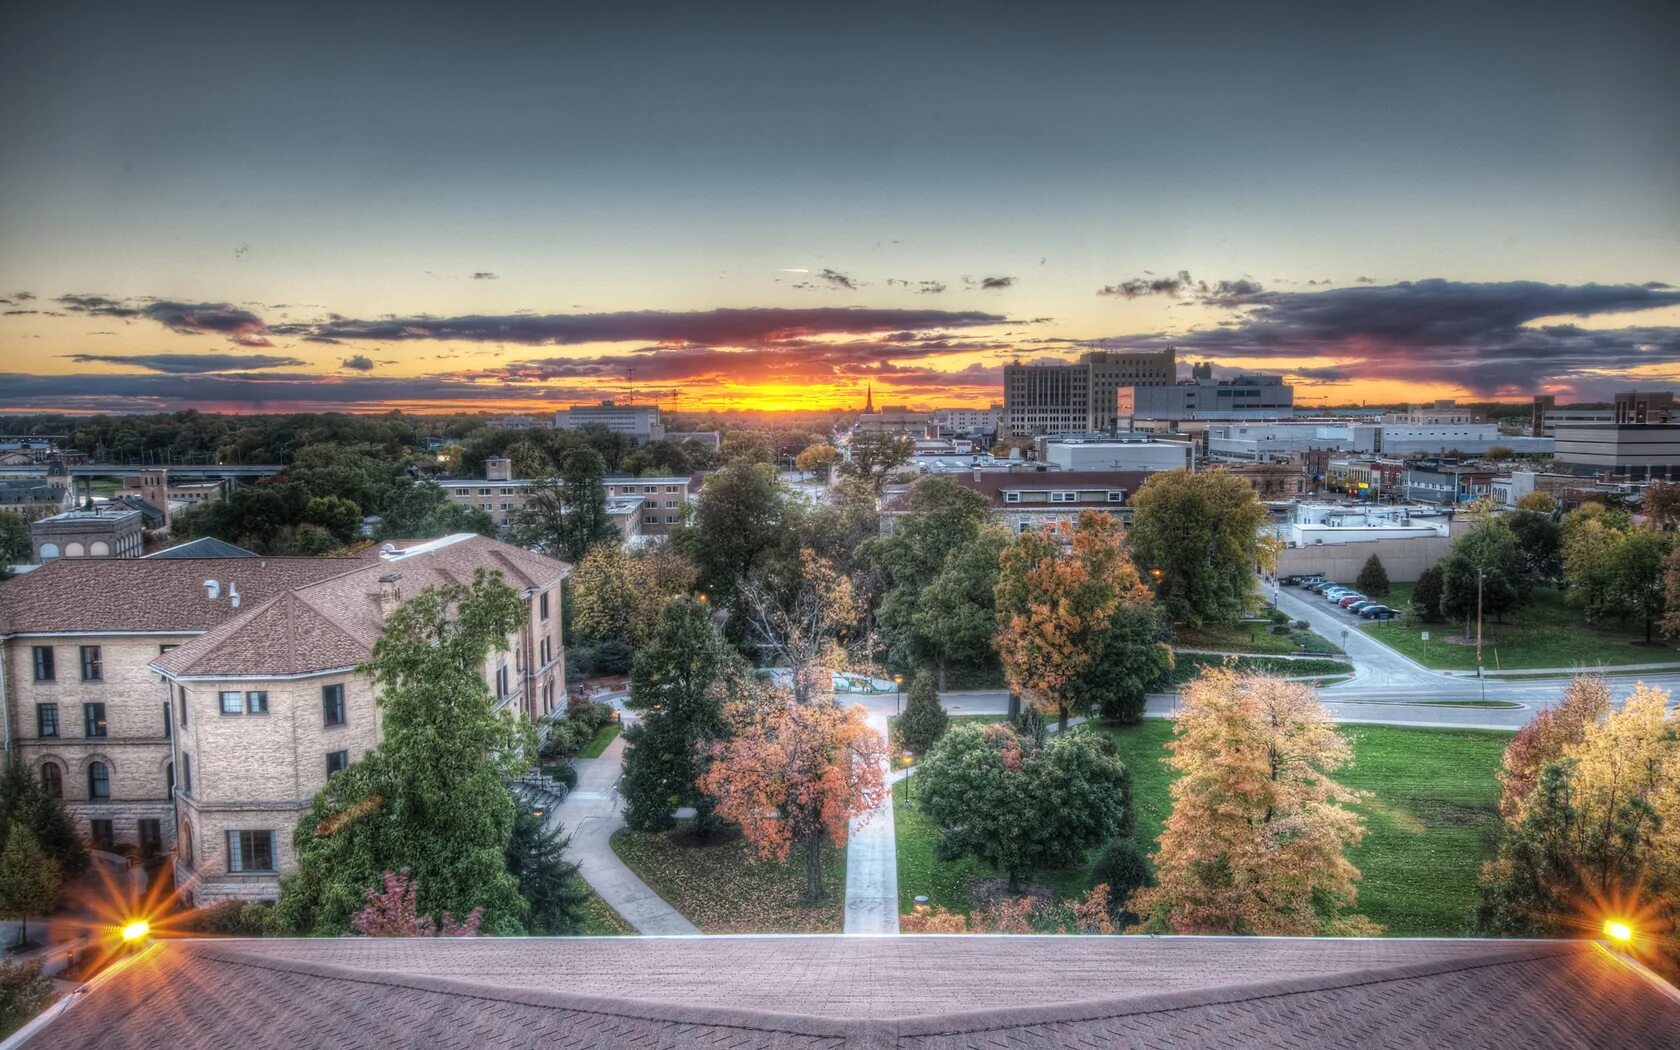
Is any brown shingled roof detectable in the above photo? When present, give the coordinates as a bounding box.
[152,534,567,678]
[0,557,358,636]
[23,935,1679,1049]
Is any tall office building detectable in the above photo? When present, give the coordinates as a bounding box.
[1002,349,1175,436]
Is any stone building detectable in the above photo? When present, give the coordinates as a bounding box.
[29,507,145,562]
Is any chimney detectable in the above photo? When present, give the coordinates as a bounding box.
[378,573,403,618]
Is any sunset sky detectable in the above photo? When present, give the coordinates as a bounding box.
[1,2,1677,415]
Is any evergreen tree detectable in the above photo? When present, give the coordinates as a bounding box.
[1440,518,1531,632]
[1354,554,1389,599]
[0,762,87,878]
[1411,565,1444,622]
[274,571,533,935]
[621,597,737,834]
[0,823,60,949]
[897,671,948,756]
[504,805,589,935]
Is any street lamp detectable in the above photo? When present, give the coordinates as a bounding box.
[894,675,904,717]
[902,753,915,802]
[1604,919,1633,945]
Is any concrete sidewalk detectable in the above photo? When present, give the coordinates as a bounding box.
[548,733,699,936]
[843,711,898,934]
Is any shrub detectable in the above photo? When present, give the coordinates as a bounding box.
[898,671,949,757]
[1268,624,1290,635]
[1090,839,1155,924]
[0,959,53,1040]
[1294,620,1310,629]
[1266,609,1290,625]
[540,718,593,760]
[176,899,274,936]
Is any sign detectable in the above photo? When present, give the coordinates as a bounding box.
[1421,631,1430,641]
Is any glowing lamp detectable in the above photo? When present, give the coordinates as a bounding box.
[1603,919,1633,944]
[120,920,150,943]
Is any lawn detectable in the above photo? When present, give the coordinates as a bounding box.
[576,722,622,759]
[1170,653,1353,685]
[1364,583,1679,670]
[897,718,1510,936]
[1174,620,1337,656]
[610,823,845,933]
[576,881,637,935]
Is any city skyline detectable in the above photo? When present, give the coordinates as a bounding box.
[2,2,1677,415]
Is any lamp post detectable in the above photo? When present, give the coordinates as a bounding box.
[894,674,904,717]
[902,753,915,803]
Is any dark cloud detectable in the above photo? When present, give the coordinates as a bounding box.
[1098,279,1680,397]
[0,371,606,412]
[340,354,375,371]
[470,272,499,280]
[1355,276,1376,284]
[56,293,142,317]
[302,335,342,344]
[59,353,307,374]
[13,292,34,301]
[1097,271,1262,302]
[980,276,1015,290]
[4,310,39,316]
[818,268,858,290]
[1097,271,1194,298]
[58,294,272,345]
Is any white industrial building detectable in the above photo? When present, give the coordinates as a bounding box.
[1207,421,1552,461]
[1037,435,1194,472]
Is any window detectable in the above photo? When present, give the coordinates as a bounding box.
[40,762,62,798]
[138,819,163,860]
[220,691,244,715]
[644,514,659,524]
[179,820,195,870]
[84,703,107,738]
[88,761,110,799]
[322,684,345,727]
[539,592,550,620]
[90,819,115,851]
[163,701,171,739]
[180,753,192,794]
[36,703,59,738]
[31,646,53,681]
[666,515,678,524]
[496,666,509,699]
[1107,491,1123,503]
[326,750,349,777]
[1050,491,1076,503]
[246,691,268,715]
[227,830,277,873]
[1004,491,1021,503]
[79,645,103,681]
[178,685,189,729]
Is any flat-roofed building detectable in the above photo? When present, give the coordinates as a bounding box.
[1124,374,1293,421]
[555,401,665,443]
[1002,349,1175,437]
[1554,422,1680,481]
[883,469,1151,534]
[30,507,145,562]
[1036,435,1194,473]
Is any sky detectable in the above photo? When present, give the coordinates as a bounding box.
[1,1,1677,415]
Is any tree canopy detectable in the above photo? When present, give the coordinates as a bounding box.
[1125,468,1275,627]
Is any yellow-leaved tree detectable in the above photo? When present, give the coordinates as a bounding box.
[1126,665,1377,936]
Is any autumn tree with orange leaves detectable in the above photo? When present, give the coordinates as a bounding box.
[1127,666,1377,936]
[1496,674,1610,820]
[994,511,1172,730]
[697,686,886,902]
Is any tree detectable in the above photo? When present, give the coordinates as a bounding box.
[839,432,915,492]
[720,430,776,466]
[1604,529,1674,644]
[0,823,60,949]
[1408,564,1444,622]
[1485,445,1516,462]
[740,550,863,705]
[1508,509,1563,583]
[1562,507,1627,621]
[1515,491,1557,513]
[794,443,839,480]
[556,448,618,560]
[1643,480,1680,532]
[0,511,28,567]
[622,597,738,835]
[1090,839,1155,926]
[1127,667,1375,936]
[897,671,948,756]
[0,958,54,1040]
[865,477,992,677]
[1355,554,1390,599]
[909,526,1011,688]
[1126,468,1277,627]
[697,691,886,902]
[1440,518,1531,633]
[916,722,1131,891]
[377,480,495,540]
[275,571,533,935]
[504,806,589,934]
[675,462,786,603]
[568,543,663,647]
[303,494,364,546]
[351,869,483,936]
[1476,684,1679,974]
[995,511,1171,730]
[0,762,87,878]
[1496,675,1610,821]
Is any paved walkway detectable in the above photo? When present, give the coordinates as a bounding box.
[843,711,898,933]
[547,731,699,936]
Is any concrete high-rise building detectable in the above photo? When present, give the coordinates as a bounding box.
[1002,349,1175,437]
[1126,374,1293,420]
[554,401,665,443]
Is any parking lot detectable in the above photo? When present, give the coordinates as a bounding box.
[1277,576,1400,630]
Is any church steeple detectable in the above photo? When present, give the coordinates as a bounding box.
[863,384,875,413]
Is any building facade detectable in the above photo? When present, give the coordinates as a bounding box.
[1002,349,1175,437]
[30,507,145,562]
[1553,423,1680,480]
[1125,374,1293,420]
[554,401,665,443]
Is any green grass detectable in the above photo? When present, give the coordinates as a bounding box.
[575,881,637,935]
[1175,620,1338,656]
[897,718,1510,937]
[576,722,621,759]
[1364,584,1679,670]
[1170,653,1354,684]
[1400,699,1524,709]
[611,823,846,933]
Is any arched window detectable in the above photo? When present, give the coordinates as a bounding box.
[39,543,60,560]
[89,541,110,556]
[88,761,110,799]
[65,542,85,558]
[40,762,63,798]
[178,820,195,870]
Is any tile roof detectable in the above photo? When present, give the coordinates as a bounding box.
[24,935,1678,1049]
[151,534,567,678]
[0,557,358,636]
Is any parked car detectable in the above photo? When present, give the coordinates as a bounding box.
[1345,600,1376,614]
[1360,605,1398,620]
[1309,580,1338,593]
[1323,588,1353,600]
[1337,594,1367,608]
